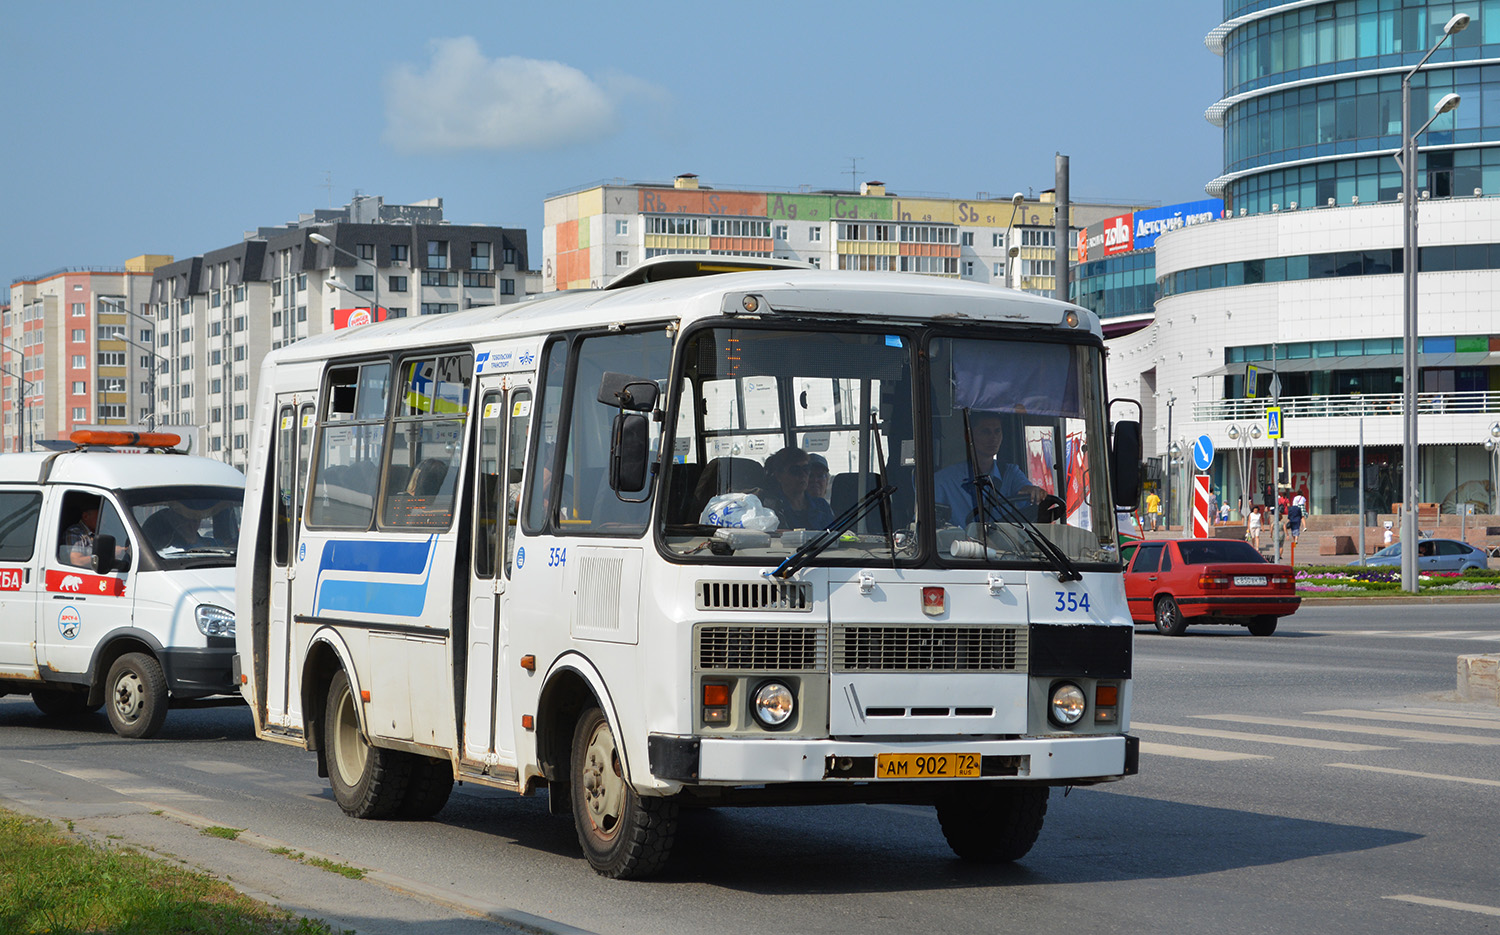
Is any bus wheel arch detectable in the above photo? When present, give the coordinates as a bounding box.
[300,633,358,778]
[535,665,600,787]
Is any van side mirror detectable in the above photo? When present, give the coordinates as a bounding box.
[1111,420,1142,507]
[609,413,650,494]
[92,534,116,575]
[597,372,660,412]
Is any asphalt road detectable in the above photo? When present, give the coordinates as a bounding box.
[2,601,1498,935]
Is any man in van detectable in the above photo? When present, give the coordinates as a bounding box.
[62,500,129,569]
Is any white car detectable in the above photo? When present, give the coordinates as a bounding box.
[0,431,244,737]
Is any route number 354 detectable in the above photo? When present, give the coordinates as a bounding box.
[1054,591,1091,613]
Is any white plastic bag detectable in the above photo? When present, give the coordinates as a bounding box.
[700,492,779,532]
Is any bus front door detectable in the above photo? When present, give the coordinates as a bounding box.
[267,399,312,731]
[462,383,532,773]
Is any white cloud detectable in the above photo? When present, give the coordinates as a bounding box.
[384,38,662,153]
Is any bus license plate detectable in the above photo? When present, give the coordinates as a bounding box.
[1233,575,1268,586]
[875,753,982,779]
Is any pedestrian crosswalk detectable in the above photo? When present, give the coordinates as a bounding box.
[1134,704,1500,783]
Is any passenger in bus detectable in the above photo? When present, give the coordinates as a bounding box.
[763,447,835,530]
[934,411,1044,526]
[805,453,830,501]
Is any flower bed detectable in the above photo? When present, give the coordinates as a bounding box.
[1296,566,1500,594]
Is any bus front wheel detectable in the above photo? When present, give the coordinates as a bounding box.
[935,785,1049,863]
[569,706,678,879]
[325,670,410,819]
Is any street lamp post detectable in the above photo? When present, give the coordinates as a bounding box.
[1165,392,1176,531]
[1003,192,1024,290]
[0,339,34,452]
[1399,12,1469,592]
[311,232,381,325]
[1484,421,1500,514]
[1226,422,1262,522]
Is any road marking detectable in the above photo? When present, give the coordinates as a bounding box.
[25,763,210,802]
[1385,894,1500,917]
[1310,709,1500,731]
[1192,714,1500,746]
[1138,741,1270,761]
[1398,706,1500,722]
[1133,721,1392,752]
[1328,763,1500,788]
[1300,629,1500,641]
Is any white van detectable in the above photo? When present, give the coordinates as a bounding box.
[0,431,245,738]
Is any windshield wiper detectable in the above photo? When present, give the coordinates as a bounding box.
[974,485,1082,583]
[767,484,896,580]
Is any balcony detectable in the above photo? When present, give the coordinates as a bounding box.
[1194,391,1500,422]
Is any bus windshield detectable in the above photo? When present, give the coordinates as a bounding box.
[658,324,1116,566]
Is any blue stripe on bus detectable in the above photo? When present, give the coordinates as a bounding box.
[312,537,437,618]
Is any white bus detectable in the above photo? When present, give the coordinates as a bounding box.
[235,258,1143,878]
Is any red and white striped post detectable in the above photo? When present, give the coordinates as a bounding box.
[1192,475,1213,539]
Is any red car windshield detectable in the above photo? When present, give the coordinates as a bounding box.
[1175,540,1265,564]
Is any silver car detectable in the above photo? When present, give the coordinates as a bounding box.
[1362,537,1489,573]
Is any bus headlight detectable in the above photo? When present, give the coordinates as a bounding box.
[195,604,235,638]
[751,681,795,728]
[1048,682,1086,727]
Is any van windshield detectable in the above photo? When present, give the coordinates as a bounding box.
[123,486,242,566]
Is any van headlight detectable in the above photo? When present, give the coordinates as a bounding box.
[195,604,235,638]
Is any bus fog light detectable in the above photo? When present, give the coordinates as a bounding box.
[195,604,235,638]
[1048,682,1086,727]
[752,681,795,728]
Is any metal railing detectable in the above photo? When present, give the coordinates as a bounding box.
[1194,391,1500,422]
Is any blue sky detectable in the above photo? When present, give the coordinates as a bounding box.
[1,1,1224,283]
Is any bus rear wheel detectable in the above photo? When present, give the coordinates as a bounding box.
[569,706,677,879]
[935,785,1049,863]
[325,670,410,819]
[105,653,169,739]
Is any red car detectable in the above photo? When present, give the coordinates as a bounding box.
[1121,538,1299,636]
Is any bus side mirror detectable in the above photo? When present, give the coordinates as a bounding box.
[609,413,650,493]
[597,372,659,412]
[92,535,116,575]
[1111,420,1142,507]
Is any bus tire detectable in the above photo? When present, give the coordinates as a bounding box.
[325,670,410,819]
[398,755,454,819]
[936,785,1049,863]
[569,706,677,879]
[104,652,169,739]
[32,687,92,718]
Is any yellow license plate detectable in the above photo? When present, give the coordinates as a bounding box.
[875,752,982,779]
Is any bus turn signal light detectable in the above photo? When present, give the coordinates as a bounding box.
[520,655,535,672]
[703,684,730,706]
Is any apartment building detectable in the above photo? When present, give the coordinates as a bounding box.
[542,175,1146,294]
[4,256,171,452]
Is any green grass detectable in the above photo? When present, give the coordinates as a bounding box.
[0,808,350,935]
[202,826,243,840]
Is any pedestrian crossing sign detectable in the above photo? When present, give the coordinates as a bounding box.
[1267,406,1283,439]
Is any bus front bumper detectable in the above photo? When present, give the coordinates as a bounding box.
[648,733,1138,785]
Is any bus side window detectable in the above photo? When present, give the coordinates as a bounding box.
[504,388,531,577]
[274,405,296,566]
[524,339,569,533]
[474,389,504,579]
[309,362,390,529]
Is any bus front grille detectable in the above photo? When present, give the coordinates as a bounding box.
[695,580,813,612]
[695,625,828,672]
[833,625,1027,673]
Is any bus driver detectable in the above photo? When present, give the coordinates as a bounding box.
[934,411,1044,526]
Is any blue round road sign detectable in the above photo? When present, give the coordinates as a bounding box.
[1193,434,1214,471]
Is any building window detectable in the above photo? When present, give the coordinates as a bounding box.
[499,279,515,296]
[421,270,458,287]
[1021,229,1056,247]
[179,327,191,342]
[139,355,151,369]
[709,218,770,237]
[210,378,222,393]
[180,355,192,371]
[357,243,375,260]
[297,273,307,292]
[139,328,152,343]
[961,231,975,247]
[963,260,974,276]
[234,404,246,420]
[73,407,86,421]
[298,305,307,322]
[234,434,246,449]
[388,307,407,319]
[615,251,629,266]
[209,407,222,423]
[899,256,958,275]
[234,375,247,391]
[389,275,408,292]
[994,263,1003,277]
[390,243,409,263]
[71,329,85,342]
[72,303,85,317]
[420,303,458,315]
[808,257,821,268]
[837,222,895,241]
[774,224,789,240]
[992,233,1006,248]
[209,350,221,365]
[462,271,494,287]
[97,352,125,367]
[355,275,375,292]
[71,382,85,394]
[615,219,629,236]
[209,437,222,452]
[809,226,823,242]
[234,284,246,302]
[234,346,246,361]
[98,404,125,420]
[427,240,448,269]
[899,226,957,244]
[234,317,246,332]
[470,242,491,271]
[180,385,192,399]
[837,254,894,271]
[647,216,708,235]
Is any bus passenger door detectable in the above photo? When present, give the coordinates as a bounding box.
[267,399,309,728]
[463,383,532,767]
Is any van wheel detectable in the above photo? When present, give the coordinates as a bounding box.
[570,706,677,878]
[105,653,169,739]
[32,688,91,718]
[324,670,410,819]
[399,755,454,819]
[936,785,1050,862]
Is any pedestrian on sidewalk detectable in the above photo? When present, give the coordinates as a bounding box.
[1247,505,1263,550]
[1145,489,1161,532]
